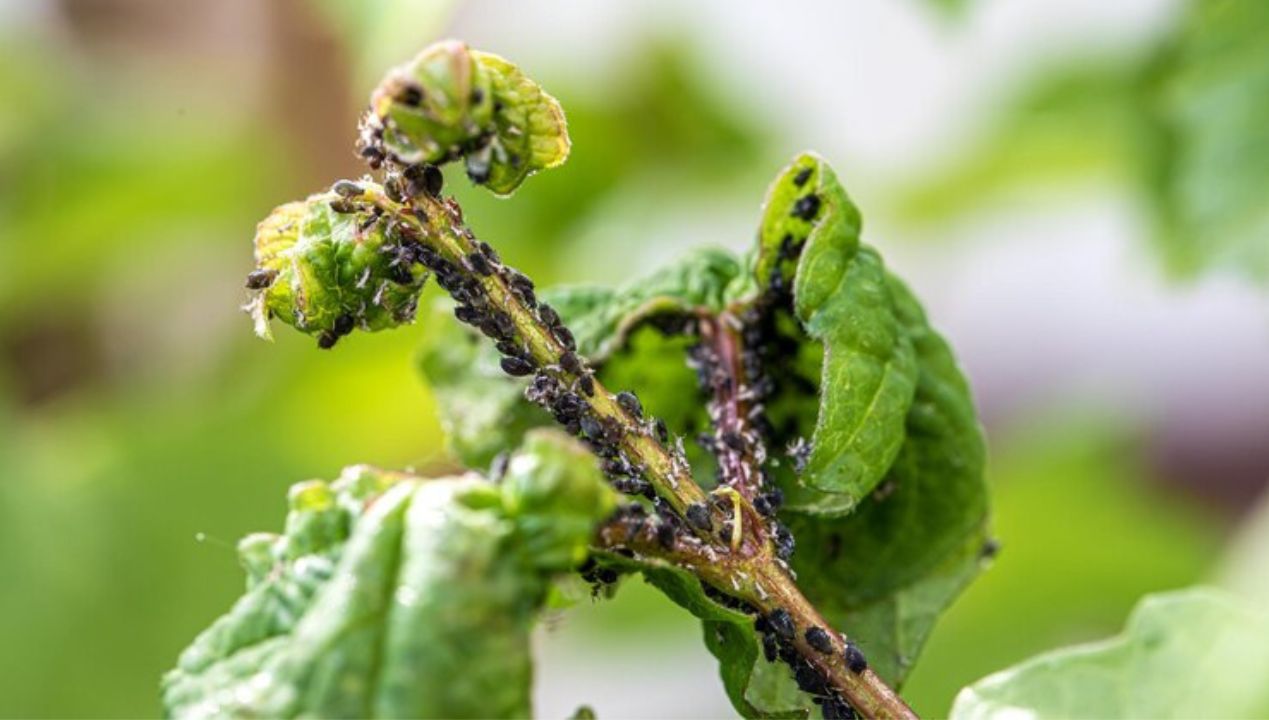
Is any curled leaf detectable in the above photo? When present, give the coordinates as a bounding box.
[951,588,1269,719]
[162,431,615,719]
[245,183,429,347]
[365,40,570,195]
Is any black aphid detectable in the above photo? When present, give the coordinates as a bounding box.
[454,305,482,325]
[397,83,423,107]
[494,339,521,357]
[389,262,414,285]
[792,193,821,221]
[491,310,516,338]
[722,431,745,451]
[463,252,494,276]
[559,350,583,374]
[500,356,535,376]
[685,502,712,531]
[822,697,857,720]
[616,391,643,419]
[316,330,338,350]
[767,608,795,640]
[403,163,444,198]
[333,313,356,337]
[579,413,604,441]
[476,240,501,265]
[774,523,796,560]
[805,627,834,654]
[655,522,676,550]
[538,303,561,328]
[577,374,595,397]
[359,145,385,169]
[980,538,1001,559]
[553,325,576,351]
[245,269,277,290]
[843,641,868,674]
[793,167,812,187]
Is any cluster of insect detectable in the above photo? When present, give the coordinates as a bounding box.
[244,40,873,717]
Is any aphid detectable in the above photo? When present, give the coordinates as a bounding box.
[491,310,516,338]
[655,522,676,550]
[805,627,834,654]
[843,641,868,674]
[552,325,576,351]
[791,193,821,221]
[559,350,583,374]
[654,418,669,444]
[793,167,812,187]
[463,252,494,276]
[332,179,363,198]
[454,305,482,325]
[787,437,812,474]
[722,431,745,451]
[476,240,500,265]
[500,356,535,376]
[381,176,405,203]
[761,632,778,663]
[767,608,795,640]
[469,88,485,105]
[579,413,604,441]
[822,698,857,720]
[685,502,712,531]
[980,538,1001,559]
[317,330,339,350]
[359,145,385,169]
[538,303,562,328]
[403,163,444,198]
[390,262,414,285]
[328,199,358,214]
[397,82,423,107]
[577,374,595,397]
[774,523,796,560]
[333,313,356,337]
[754,488,784,518]
[613,477,651,497]
[495,339,523,357]
[616,391,643,419]
[245,269,277,290]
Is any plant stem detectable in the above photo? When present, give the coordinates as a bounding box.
[359,180,916,720]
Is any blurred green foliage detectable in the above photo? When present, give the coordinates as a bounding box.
[896,0,1269,281]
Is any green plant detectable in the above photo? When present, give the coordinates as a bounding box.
[160,38,1267,719]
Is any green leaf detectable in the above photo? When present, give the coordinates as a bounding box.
[754,153,919,513]
[246,184,428,346]
[369,40,570,195]
[787,272,990,684]
[162,430,616,719]
[950,588,1269,720]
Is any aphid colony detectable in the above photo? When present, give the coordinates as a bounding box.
[754,608,868,720]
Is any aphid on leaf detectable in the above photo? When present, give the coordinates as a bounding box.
[476,240,500,265]
[403,163,444,198]
[552,325,576,351]
[559,350,583,375]
[317,330,339,350]
[463,252,494,276]
[791,193,821,221]
[328,199,358,214]
[245,269,277,290]
[762,632,778,663]
[332,313,356,337]
[577,374,595,397]
[823,697,857,720]
[538,303,562,328]
[793,167,812,187]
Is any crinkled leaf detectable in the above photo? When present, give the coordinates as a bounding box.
[246,183,428,344]
[951,588,1269,720]
[753,153,919,513]
[787,273,990,684]
[162,430,615,719]
[370,40,569,195]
